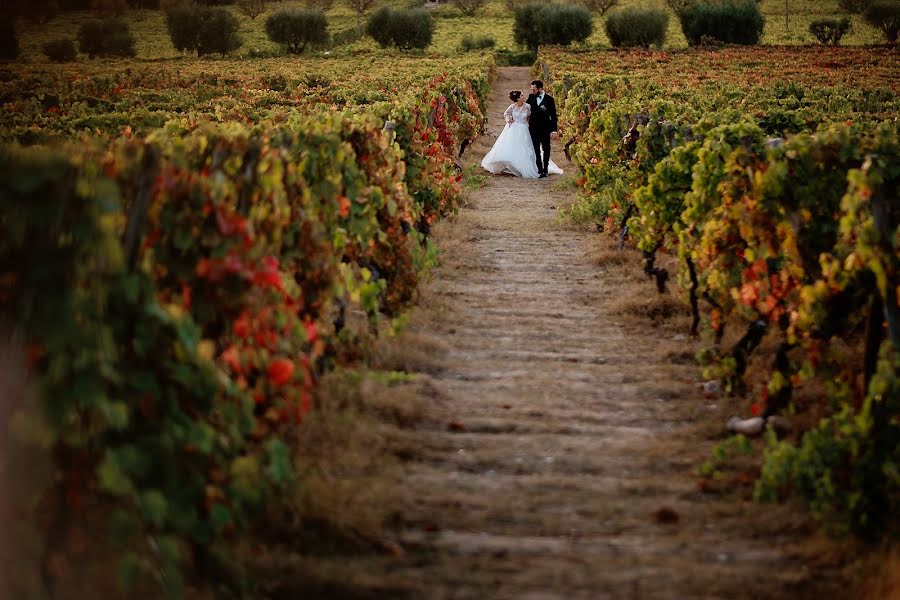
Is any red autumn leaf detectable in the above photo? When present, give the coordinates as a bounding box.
[221,345,242,374]
[268,358,295,387]
[739,282,759,305]
[216,210,235,236]
[181,282,192,310]
[233,313,251,339]
[293,391,312,423]
[224,254,244,274]
[304,320,318,344]
[195,258,211,278]
[337,195,351,218]
[253,266,281,290]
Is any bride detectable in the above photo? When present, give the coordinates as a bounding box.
[481,90,563,179]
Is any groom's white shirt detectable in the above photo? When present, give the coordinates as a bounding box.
[536,93,545,105]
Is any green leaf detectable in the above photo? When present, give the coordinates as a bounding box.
[154,535,184,598]
[141,490,168,528]
[102,401,131,430]
[117,552,147,590]
[210,504,232,531]
[264,439,293,487]
[97,454,133,496]
[120,273,141,304]
[173,226,193,251]
[108,508,140,546]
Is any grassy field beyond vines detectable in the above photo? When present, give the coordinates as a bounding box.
[9,0,888,63]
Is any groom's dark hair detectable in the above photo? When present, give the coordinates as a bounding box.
[531,79,543,89]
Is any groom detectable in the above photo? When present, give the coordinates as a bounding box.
[526,79,558,179]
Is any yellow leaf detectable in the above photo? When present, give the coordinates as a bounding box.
[164,303,185,320]
[197,339,216,362]
[843,252,860,271]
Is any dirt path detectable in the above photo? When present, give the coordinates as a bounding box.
[356,67,849,599]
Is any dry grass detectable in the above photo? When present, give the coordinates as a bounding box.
[592,244,635,270]
[612,291,690,324]
[277,366,436,538]
[371,332,448,376]
[241,362,442,597]
[246,552,416,600]
[596,242,694,334]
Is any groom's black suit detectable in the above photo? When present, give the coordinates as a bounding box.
[526,91,557,176]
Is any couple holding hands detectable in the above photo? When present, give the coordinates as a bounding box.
[481,79,563,179]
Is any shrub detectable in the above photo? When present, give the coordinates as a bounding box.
[237,0,267,19]
[513,3,593,53]
[452,0,485,16]
[513,3,545,53]
[605,6,669,47]
[76,18,137,57]
[0,18,18,60]
[42,37,78,61]
[838,0,871,14]
[459,34,495,51]
[809,17,851,45]
[678,0,765,46]
[393,8,434,49]
[197,6,242,55]
[864,1,900,43]
[165,4,200,52]
[542,4,594,45]
[166,5,242,56]
[365,7,434,50]
[265,8,329,54]
[366,6,393,47]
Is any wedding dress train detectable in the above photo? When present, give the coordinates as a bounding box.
[481,103,563,179]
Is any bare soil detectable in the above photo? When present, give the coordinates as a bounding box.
[342,67,860,600]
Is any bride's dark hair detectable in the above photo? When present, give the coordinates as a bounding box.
[509,90,522,101]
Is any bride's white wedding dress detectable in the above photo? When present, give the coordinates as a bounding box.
[481,102,563,178]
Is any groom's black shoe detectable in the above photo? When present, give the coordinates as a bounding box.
[539,172,547,178]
